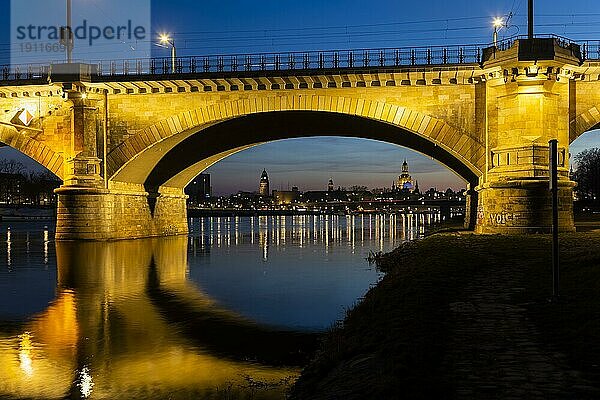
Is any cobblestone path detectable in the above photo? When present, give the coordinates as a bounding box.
[442,257,599,399]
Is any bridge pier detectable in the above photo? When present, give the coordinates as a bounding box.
[52,86,188,240]
[475,179,575,234]
[474,37,580,234]
[56,184,188,241]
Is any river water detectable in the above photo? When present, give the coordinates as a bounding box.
[0,213,437,399]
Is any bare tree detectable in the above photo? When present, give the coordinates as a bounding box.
[573,148,600,203]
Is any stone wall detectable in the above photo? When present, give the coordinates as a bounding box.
[55,186,188,241]
[476,179,575,234]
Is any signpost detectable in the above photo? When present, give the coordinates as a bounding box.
[549,139,559,299]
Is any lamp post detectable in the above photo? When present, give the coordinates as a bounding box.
[493,17,504,47]
[159,34,176,73]
[61,0,74,63]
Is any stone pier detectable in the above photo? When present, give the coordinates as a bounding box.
[55,184,188,241]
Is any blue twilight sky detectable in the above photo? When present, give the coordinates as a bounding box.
[0,0,600,194]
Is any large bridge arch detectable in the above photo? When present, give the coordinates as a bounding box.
[0,125,64,180]
[106,95,484,189]
[141,111,480,193]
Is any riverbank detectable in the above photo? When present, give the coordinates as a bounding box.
[0,205,54,221]
[291,232,600,399]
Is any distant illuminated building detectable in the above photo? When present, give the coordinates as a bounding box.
[328,177,334,192]
[396,160,415,192]
[259,169,270,196]
[273,186,300,205]
[185,173,211,204]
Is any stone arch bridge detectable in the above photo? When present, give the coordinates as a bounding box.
[1,36,599,239]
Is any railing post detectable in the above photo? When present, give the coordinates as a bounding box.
[394,49,400,66]
[303,53,310,69]
[319,52,324,69]
[459,48,464,63]
[203,57,210,72]
[443,48,447,64]
[191,58,197,73]
[230,56,237,72]
[259,55,266,71]
[288,53,295,70]
[245,56,252,71]
[363,50,370,67]
[411,49,415,65]
[275,54,280,70]
[379,50,385,67]
[348,51,354,68]
[333,52,339,68]
[427,48,431,65]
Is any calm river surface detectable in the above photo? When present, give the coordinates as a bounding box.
[0,214,436,399]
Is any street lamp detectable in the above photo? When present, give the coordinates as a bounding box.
[159,33,176,73]
[493,17,504,47]
[59,0,74,63]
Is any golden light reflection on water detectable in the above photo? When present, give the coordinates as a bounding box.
[18,332,33,376]
[0,236,300,399]
[0,213,439,399]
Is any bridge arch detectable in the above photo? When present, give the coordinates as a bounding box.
[141,111,480,193]
[106,95,484,190]
[0,125,64,179]
[570,105,600,143]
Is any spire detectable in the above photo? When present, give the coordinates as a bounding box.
[259,169,270,196]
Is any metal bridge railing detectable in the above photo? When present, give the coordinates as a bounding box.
[0,44,485,81]
[581,41,600,62]
[0,36,599,82]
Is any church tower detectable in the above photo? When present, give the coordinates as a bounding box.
[259,169,270,196]
[396,160,415,191]
[328,177,334,192]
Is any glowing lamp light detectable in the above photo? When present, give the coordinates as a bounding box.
[493,17,504,28]
[159,33,172,44]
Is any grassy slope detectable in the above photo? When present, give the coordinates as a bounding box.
[290,232,600,399]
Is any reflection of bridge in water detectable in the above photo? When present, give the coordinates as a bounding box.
[0,236,317,399]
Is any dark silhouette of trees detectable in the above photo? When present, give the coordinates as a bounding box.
[0,159,61,205]
[573,148,600,203]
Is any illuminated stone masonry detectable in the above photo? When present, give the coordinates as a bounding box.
[0,38,598,239]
